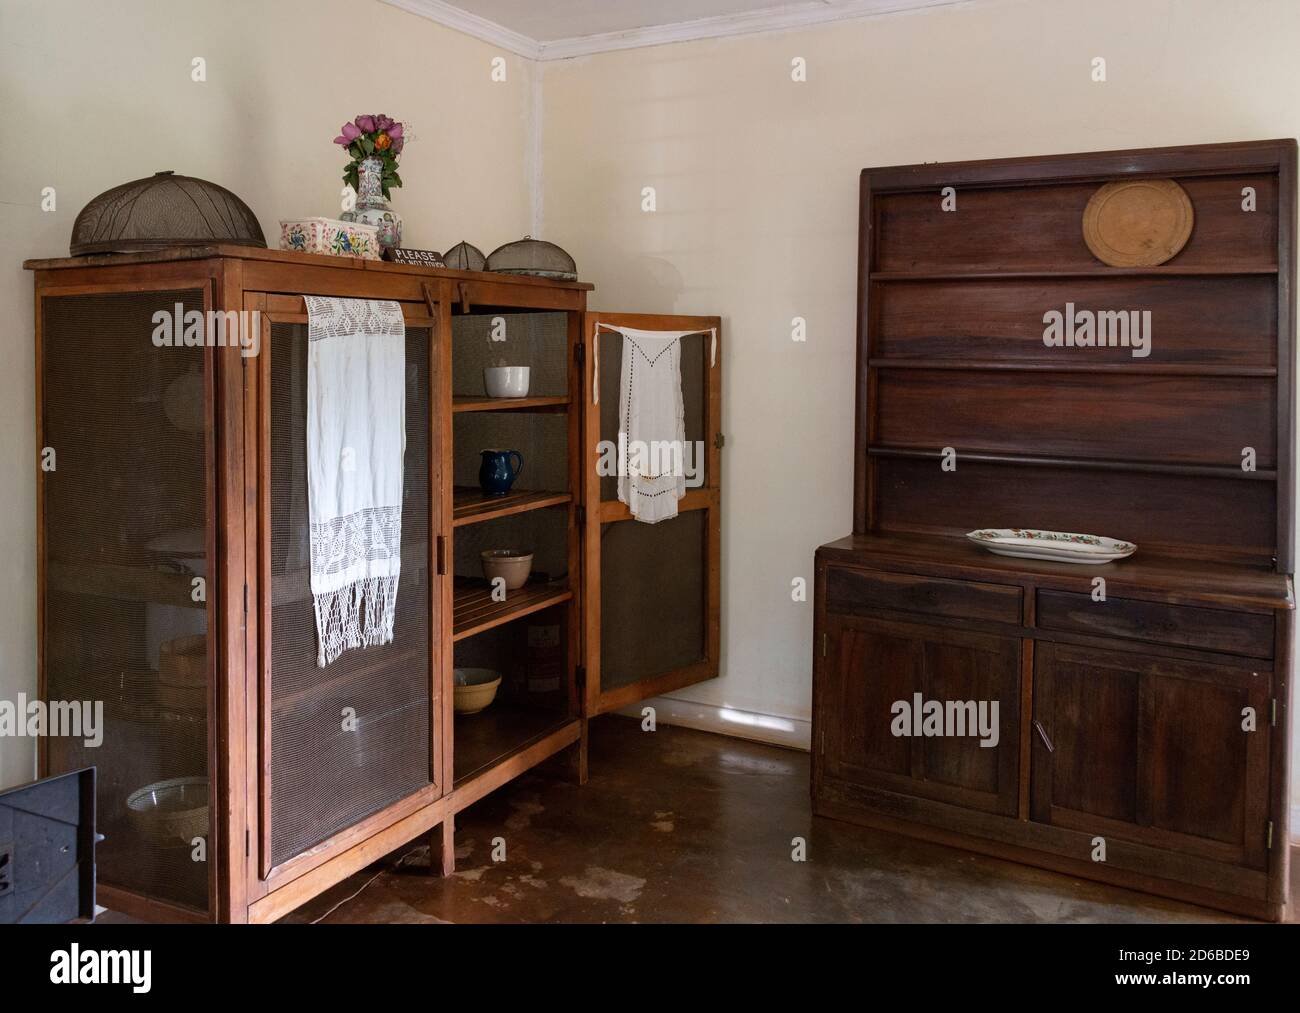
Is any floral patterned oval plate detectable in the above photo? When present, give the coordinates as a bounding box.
[965,528,1136,564]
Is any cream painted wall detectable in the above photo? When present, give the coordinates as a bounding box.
[0,0,536,788]
[3,0,1298,821]
[538,0,1300,788]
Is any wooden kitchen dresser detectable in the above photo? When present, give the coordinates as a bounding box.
[27,245,722,922]
[812,139,1295,920]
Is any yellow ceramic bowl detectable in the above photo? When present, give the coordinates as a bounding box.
[454,667,502,714]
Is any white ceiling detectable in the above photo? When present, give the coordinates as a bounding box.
[453,0,808,42]
[383,0,967,59]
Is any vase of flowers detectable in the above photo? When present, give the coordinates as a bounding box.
[334,114,405,249]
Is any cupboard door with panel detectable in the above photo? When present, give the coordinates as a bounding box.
[820,613,1021,816]
[1031,642,1270,869]
[251,298,445,891]
[581,312,722,716]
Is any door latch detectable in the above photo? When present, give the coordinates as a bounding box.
[1033,720,1055,753]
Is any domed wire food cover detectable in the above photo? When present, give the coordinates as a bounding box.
[70,170,266,256]
[486,236,577,281]
[443,240,486,272]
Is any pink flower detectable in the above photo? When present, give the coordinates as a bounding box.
[375,114,394,132]
[333,122,361,146]
[391,136,404,155]
[354,114,377,134]
[388,122,403,140]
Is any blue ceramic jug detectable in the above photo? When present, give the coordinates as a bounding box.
[479,449,524,496]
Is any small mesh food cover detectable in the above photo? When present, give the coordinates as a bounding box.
[443,241,486,272]
[486,237,577,280]
[71,171,266,256]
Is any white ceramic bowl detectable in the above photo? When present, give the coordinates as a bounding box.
[481,549,534,590]
[454,667,503,714]
[127,777,210,844]
[484,365,530,398]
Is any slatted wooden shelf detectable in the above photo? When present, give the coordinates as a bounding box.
[452,395,570,413]
[452,486,571,527]
[453,703,575,786]
[452,578,573,641]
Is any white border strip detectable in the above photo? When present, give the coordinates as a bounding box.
[382,0,975,62]
[538,0,971,61]
[381,0,541,58]
[618,695,811,752]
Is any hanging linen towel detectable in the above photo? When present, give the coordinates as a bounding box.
[305,296,406,667]
[596,324,715,524]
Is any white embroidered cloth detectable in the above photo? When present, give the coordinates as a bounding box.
[597,325,714,524]
[305,296,406,667]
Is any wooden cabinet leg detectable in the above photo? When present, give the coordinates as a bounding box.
[568,716,589,785]
[430,815,455,876]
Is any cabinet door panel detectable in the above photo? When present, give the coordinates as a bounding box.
[40,284,216,916]
[1033,643,1269,869]
[255,305,443,885]
[582,311,722,716]
[1045,658,1140,824]
[823,614,1021,816]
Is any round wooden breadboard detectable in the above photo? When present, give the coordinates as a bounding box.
[1082,178,1194,267]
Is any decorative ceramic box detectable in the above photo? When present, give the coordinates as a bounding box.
[279,217,380,260]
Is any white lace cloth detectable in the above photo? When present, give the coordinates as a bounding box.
[305,296,406,666]
[596,324,714,524]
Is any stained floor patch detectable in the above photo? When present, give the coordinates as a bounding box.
[559,866,646,904]
[276,716,1292,924]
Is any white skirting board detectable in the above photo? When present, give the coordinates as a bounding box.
[616,695,811,752]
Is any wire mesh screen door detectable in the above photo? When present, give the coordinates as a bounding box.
[260,308,439,876]
[582,312,722,716]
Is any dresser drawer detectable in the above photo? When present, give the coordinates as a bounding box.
[824,566,1022,625]
[1035,590,1273,659]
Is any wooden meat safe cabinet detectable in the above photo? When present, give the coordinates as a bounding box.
[813,139,1296,920]
[27,246,721,923]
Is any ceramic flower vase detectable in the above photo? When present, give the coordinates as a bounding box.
[341,157,402,249]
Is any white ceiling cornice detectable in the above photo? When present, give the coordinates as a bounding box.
[382,0,974,62]
[382,0,541,58]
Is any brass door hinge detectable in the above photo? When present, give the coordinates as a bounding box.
[714,432,725,449]
[1271,698,1277,726]
[1267,820,1274,850]
[821,632,828,657]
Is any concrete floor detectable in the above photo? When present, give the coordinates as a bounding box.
[281,715,1291,924]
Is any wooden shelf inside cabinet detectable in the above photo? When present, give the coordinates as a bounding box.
[270,646,423,715]
[453,487,572,527]
[868,359,1280,378]
[453,703,574,786]
[869,266,1280,281]
[452,395,570,413]
[47,560,204,609]
[867,445,1279,480]
[452,578,573,641]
